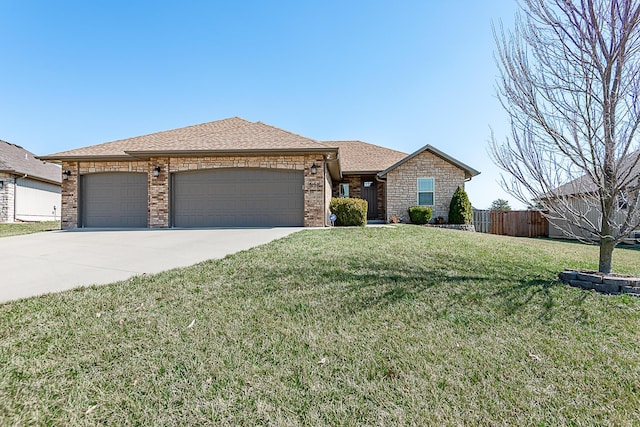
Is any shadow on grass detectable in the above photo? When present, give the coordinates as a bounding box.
[491,278,590,323]
[538,236,640,252]
[259,260,589,323]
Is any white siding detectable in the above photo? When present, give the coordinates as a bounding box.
[15,178,61,221]
[548,196,640,241]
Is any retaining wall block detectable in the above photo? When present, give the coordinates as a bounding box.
[569,279,596,290]
[593,282,621,294]
[559,271,578,282]
[576,272,603,284]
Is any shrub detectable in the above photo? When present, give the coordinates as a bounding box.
[408,206,433,224]
[448,186,472,224]
[329,198,368,226]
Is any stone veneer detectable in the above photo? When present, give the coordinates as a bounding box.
[61,154,329,229]
[0,172,15,223]
[385,151,467,223]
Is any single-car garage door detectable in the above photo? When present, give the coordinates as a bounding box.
[81,173,148,227]
[172,168,304,227]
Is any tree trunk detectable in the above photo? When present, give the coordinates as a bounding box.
[598,237,615,274]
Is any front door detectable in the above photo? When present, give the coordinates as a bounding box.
[361,178,378,220]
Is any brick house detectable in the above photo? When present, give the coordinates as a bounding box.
[0,140,61,223]
[39,117,479,229]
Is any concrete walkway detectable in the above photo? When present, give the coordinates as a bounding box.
[0,228,303,303]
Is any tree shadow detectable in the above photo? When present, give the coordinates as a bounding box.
[260,258,590,323]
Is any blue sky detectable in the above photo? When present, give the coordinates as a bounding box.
[0,1,520,209]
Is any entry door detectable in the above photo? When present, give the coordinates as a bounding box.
[361,178,378,219]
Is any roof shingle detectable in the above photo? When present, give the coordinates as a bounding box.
[41,117,335,159]
[0,140,61,183]
[324,140,408,174]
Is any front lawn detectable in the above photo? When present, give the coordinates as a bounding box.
[1,226,639,425]
[0,221,60,238]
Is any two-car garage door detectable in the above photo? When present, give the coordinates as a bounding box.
[171,169,304,227]
[80,169,304,228]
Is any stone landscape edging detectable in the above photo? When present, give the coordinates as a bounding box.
[559,270,640,296]
[425,224,476,232]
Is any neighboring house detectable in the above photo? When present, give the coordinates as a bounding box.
[0,140,62,223]
[39,117,480,229]
[545,153,640,241]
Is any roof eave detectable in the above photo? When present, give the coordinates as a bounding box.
[0,169,61,185]
[37,155,134,163]
[39,148,340,162]
[125,148,338,157]
[325,157,342,181]
[341,170,383,176]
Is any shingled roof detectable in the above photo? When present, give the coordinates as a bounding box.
[324,140,408,174]
[551,151,640,197]
[40,117,336,161]
[39,117,480,181]
[0,140,61,184]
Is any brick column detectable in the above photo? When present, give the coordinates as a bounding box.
[61,162,79,229]
[304,155,325,227]
[148,157,170,228]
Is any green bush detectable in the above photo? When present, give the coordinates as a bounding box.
[448,186,473,224]
[408,206,433,224]
[329,198,368,226]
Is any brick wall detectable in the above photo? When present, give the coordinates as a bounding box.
[148,158,169,228]
[61,155,328,229]
[386,151,466,223]
[303,155,327,227]
[0,173,15,223]
[60,162,79,229]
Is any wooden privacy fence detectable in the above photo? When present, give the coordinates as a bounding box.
[472,209,491,233]
[490,210,549,237]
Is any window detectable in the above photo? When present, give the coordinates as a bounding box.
[339,183,349,198]
[417,178,434,206]
[617,192,628,210]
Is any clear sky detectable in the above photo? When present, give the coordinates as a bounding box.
[0,1,521,209]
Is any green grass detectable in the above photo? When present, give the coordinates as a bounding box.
[1,225,639,425]
[0,221,60,238]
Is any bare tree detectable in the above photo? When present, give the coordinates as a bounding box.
[490,0,640,273]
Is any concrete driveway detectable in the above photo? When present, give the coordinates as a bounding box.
[0,228,303,303]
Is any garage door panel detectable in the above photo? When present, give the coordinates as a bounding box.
[81,173,148,227]
[172,168,304,227]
